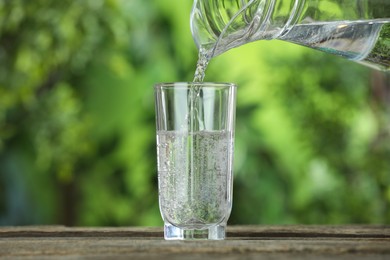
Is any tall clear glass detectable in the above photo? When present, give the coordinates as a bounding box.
[154,82,237,240]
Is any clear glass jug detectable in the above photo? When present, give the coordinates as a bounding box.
[191,0,389,71]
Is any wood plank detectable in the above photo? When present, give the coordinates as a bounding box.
[1,225,388,238]
[227,225,390,239]
[0,226,163,238]
[0,226,389,259]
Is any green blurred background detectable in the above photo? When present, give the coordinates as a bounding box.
[1,0,389,227]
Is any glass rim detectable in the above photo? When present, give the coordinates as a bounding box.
[154,82,237,89]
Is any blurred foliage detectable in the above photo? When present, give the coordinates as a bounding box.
[0,0,389,226]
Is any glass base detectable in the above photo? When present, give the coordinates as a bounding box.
[164,223,226,240]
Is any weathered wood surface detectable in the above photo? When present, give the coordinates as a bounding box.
[0,226,389,259]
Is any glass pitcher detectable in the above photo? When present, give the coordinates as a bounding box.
[190,0,389,71]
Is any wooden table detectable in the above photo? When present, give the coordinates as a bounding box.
[1,226,389,259]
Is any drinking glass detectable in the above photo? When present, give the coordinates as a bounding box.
[154,82,237,240]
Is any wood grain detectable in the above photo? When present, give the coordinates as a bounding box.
[0,226,389,259]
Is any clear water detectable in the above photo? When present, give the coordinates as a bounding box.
[193,47,210,83]
[190,48,210,132]
[279,20,390,71]
[157,130,233,228]
[207,19,389,71]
